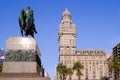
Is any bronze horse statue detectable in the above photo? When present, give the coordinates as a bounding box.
[19,7,37,38]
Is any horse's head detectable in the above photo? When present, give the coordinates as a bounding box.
[19,9,26,30]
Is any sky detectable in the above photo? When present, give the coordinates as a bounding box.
[0,0,120,80]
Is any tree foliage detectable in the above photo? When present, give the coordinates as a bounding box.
[67,68,73,80]
[100,76,109,80]
[108,56,120,73]
[73,62,84,80]
[57,62,84,80]
[56,63,67,80]
[108,56,120,80]
[0,64,3,72]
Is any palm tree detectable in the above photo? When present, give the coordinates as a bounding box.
[56,63,67,80]
[57,63,63,80]
[100,76,109,80]
[67,68,73,80]
[108,56,120,80]
[62,65,67,80]
[73,62,84,80]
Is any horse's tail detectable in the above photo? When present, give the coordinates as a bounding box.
[19,17,22,27]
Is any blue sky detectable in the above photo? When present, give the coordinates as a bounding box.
[0,0,120,80]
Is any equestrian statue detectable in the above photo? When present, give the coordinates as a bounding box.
[19,6,37,38]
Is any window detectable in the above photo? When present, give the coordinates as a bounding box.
[97,61,99,65]
[90,66,91,71]
[73,39,75,45]
[93,75,96,78]
[70,39,71,45]
[100,61,102,64]
[73,60,75,63]
[86,69,88,79]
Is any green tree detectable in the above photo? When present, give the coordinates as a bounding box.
[73,62,84,80]
[100,76,109,80]
[57,63,63,80]
[67,68,73,80]
[0,64,3,72]
[56,63,67,80]
[108,56,120,80]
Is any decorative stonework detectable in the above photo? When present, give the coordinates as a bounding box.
[5,50,40,62]
[5,36,41,62]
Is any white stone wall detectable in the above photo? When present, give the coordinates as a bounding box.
[59,50,108,80]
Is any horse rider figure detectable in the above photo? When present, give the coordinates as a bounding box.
[19,6,37,38]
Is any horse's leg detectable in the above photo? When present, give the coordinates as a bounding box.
[25,31,28,37]
[31,32,34,38]
[33,23,37,33]
[21,30,23,36]
[34,27,37,34]
[20,27,24,36]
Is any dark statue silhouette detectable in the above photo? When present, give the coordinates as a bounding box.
[19,6,37,38]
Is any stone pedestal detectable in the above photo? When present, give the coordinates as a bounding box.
[2,62,37,73]
[0,37,50,80]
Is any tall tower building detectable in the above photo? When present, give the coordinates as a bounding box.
[55,9,108,80]
[58,9,76,64]
[113,43,120,58]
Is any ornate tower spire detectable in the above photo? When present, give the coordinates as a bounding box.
[62,8,71,17]
[61,8,72,23]
[58,9,77,63]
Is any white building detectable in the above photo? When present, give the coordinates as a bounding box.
[0,48,5,63]
[56,9,108,80]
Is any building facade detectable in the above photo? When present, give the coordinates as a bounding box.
[113,43,120,58]
[111,43,120,80]
[0,48,5,64]
[56,9,108,80]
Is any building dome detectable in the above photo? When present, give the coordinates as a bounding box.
[62,8,71,17]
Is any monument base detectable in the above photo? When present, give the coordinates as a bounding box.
[0,37,50,80]
[2,62,38,73]
[0,78,50,80]
[0,73,50,80]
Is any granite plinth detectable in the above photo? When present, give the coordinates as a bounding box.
[0,74,50,80]
[0,78,50,80]
[0,37,47,79]
[2,62,37,73]
[0,73,51,80]
[6,36,41,56]
[6,36,36,51]
[3,37,41,74]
